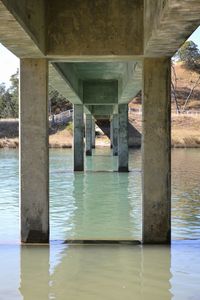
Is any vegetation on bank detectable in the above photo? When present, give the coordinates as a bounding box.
[0,41,200,148]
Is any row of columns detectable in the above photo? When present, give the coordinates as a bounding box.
[74,105,129,172]
[20,57,171,244]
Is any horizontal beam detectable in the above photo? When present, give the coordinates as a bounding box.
[0,1,44,58]
[83,80,118,105]
[47,0,143,56]
[144,0,200,57]
[50,63,82,104]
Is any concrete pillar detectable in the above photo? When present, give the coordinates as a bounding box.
[142,57,171,244]
[112,114,118,156]
[110,119,113,148]
[118,104,128,172]
[73,104,84,171]
[85,114,92,156]
[92,118,96,148]
[20,58,49,243]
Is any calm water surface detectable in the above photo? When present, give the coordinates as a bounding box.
[0,148,200,299]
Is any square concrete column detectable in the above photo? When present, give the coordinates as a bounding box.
[112,114,118,156]
[110,119,113,148]
[118,104,128,172]
[20,59,49,243]
[73,104,84,170]
[85,114,92,156]
[142,57,171,244]
[92,118,96,149]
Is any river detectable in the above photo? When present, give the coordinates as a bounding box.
[0,148,199,299]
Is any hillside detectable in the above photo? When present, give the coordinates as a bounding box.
[171,62,200,111]
[0,62,200,148]
[129,62,200,147]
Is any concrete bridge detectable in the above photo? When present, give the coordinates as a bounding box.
[0,0,199,244]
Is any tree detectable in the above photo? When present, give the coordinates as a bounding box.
[0,70,19,118]
[175,41,200,71]
[172,41,200,112]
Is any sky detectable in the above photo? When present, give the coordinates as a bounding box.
[0,26,200,87]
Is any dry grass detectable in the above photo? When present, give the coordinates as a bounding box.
[49,126,72,148]
[171,115,200,147]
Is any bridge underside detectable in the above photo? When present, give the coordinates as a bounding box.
[0,0,199,244]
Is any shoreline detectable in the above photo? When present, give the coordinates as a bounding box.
[0,115,200,149]
[1,137,200,149]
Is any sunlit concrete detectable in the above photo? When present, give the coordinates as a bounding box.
[20,58,49,243]
[142,57,171,244]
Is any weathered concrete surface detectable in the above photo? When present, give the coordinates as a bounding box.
[2,0,46,53]
[118,104,128,172]
[73,104,84,171]
[20,59,49,243]
[85,114,92,156]
[0,1,43,57]
[112,114,118,156]
[1,0,200,60]
[47,0,143,57]
[142,57,171,244]
[144,0,200,56]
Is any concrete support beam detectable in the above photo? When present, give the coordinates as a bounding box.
[85,114,92,156]
[110,119,113,148]
[92,118,96,149]
[142,57,171,244]
[112,114,118,156]
[20,58,49,243]
[144,0,200,57]
[83,80,118,105]
[118,104,128,172]
[73,105,84,171]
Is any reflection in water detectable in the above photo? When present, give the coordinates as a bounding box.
[18,242,200,300]
[1,148,200,242]
[19,244,172,300]
[0,148,199,299]
[71,172,137,240]
[19,246,50,300]
[171,149,200,239]
[50,149,142,241]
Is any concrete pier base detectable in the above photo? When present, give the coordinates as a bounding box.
[73,104,84,171]
[92,118,96,149]
[118,104,128,172]
[85,114,92,156]
[112,114,118,156]
[20,58,49,243]
[142,57,171,244]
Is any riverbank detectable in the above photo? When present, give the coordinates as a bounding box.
[0,115,200,148]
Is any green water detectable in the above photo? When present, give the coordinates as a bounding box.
[0,148,200,299]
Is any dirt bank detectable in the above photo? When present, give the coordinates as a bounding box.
[1,115,200,149]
